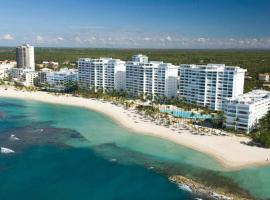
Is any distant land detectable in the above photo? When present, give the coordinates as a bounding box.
[1,47,270,92]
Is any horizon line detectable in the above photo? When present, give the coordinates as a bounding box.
[1,46,270,51]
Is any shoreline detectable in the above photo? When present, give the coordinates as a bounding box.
[1,86,270,170]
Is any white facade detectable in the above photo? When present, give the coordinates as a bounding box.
[132,54,148,63]
[77,58,126,92]
[224,90,270,133]
[16,44,35,70]
[38,68,53,84]
[10,68,34,79]
[47,68,78,91]
[179,64,247,110]
[24,71,38,87]
[0,60,16,79]
[126,55,178,98]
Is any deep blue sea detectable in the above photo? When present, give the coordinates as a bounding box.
[1,98,270,200]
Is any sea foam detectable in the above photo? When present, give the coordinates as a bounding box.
[1,147,15,154]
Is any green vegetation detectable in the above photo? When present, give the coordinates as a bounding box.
[1,47,270,91]
[252,111,270,148]
[73,88,128,100]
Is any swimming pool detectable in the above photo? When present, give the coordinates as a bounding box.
[160,109,211,119]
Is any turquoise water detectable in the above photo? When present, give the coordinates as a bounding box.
[1,98,270,199]
[160,109,211,119]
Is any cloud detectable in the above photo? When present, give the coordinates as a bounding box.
[8,28,270,49]
[35,35,44,43]
[57,36,64,41]
[0,33,14,40]
[195,37,208,43]
[166,36,172,41]
[143,37,152,41]
[69,25,105,30]
[54,34,270,48]
[74,36,82,43]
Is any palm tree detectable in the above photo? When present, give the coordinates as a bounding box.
[234,117,240,131]
[218,112,226,128]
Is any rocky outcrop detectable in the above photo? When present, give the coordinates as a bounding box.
[169,175,253,200]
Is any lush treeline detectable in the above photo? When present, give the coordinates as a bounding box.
[1,47,270,91]
[1,48,270,73]
[252,111,270,148]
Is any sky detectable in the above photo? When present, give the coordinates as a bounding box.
[0,0,270,49]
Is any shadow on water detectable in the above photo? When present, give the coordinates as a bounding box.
[0,121,87,153]
[7,114,31,120]
[0,112,5,119]
[0,101,27,108]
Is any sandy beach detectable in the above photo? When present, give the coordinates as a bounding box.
[1,86,270,170]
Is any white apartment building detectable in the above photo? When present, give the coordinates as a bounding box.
[179,64,247,110]
[132,54,148,63]
[24,71,38,87]
[126,55,178,98]
[38,68,53,84]
[0,60,16,79]
[77,58,126,92]
[16,44,35,70]
[47,68,78,91]
[224,90,270,133]
[10,68,34,79]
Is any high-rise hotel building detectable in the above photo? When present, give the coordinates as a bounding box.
[77,58,126,92]
[126,55,178,98]
[179,64,247,110]
[16,44,35,70]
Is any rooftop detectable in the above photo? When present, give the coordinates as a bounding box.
[47,68,78,76]
[0,60,16,64]
[226,90,270,105]
[17,44,33,48]
[180,64,247,72]
[77,58,123,63]
[258,73,269,77]
[40,67,53,72]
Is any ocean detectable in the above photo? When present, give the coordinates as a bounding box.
[0,98,270,200]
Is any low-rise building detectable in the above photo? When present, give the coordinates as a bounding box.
[224,90,270,133]
[263,83,270,90]
[258,73,269,82]
[0,60,16,79]
[24,71,38,87]
[9,68,34,80]
[42,61,59,69]
[38,68,53,85]
[46,68,78,91]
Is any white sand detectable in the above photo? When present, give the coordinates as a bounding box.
[1,86,270,169]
